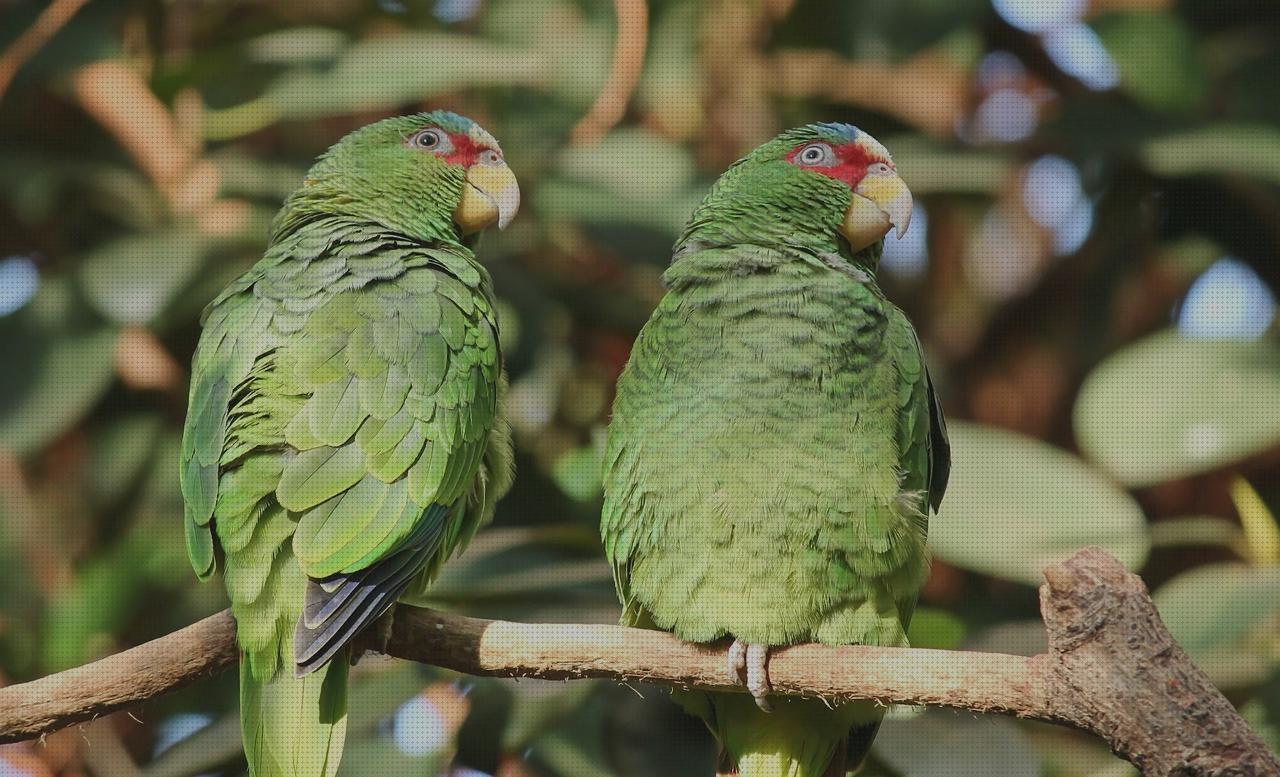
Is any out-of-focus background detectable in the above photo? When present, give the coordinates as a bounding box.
[1,0,1279,774]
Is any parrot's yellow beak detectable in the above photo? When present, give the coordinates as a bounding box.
[455,161,521,234]
[841,171,913,253]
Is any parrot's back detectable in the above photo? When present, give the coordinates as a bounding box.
[181,216,513,777]
[602,245,947,776]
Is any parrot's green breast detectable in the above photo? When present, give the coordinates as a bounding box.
[603,246,933,648]
[600,121,949,777]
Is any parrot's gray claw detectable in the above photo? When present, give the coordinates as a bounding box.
[727,640,747,680]
[726,639,772,712]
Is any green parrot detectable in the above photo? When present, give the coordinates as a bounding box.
[601,123,950,777]
[179,112,519,777]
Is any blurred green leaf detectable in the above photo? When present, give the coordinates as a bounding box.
[0,153,166,228]
[533,729,619,777]
[1143,126,1280,184]
[1240,673,1280,754]
[1074,330,1280,486]
[338,665,457,777]
[42,556,142,672]
[79,227,214,325]
[142,713,243,777]
[1229,476,1280,565]
[552,444,604,502]
[41,512,189,672]
[1153,563,1280,688]
[0,500,41,678]
[635,3,703,139]
[601,686,716,777]
[1149,516,1246,552]
[906,607,967,650]
[558,130,696,204]
[87,412,165,508]
[503,682,597,752]
[205,34,553,140]
[931,422,1150,585]
[538,129,705,235]
[875,710,1040,777]
[0,325,117,456]
[889,136,1013,195]
[210,151,306,201]
[965,620,1047,658]
[1096,12,1206,112]
[426,556,613,609]
[345,663,434,734]
[0,279,118,457]
[414,525,614,619]
[246,27,350,65]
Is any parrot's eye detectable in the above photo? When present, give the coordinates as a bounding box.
[868,162,894,175]
[408,128,453,154]
[477,148,503,166]
[796,143,836,167]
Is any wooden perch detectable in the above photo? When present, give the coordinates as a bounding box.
[0,548,1274,776]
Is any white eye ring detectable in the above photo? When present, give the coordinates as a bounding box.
[478,148,503,166]
[408,128,454,154]
[797,143,836,167]
[868,161,893,175]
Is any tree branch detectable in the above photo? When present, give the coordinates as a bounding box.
[569,0,648,145]
[0,0,91,102]
[0,548,1274,776]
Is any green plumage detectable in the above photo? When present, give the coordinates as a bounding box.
[180,113,514,777]
[601,124,948,777]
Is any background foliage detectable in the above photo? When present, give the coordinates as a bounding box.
[1,0,1279,775]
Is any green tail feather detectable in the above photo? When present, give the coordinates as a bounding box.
[240,649,349,777]
[686,692,882,777]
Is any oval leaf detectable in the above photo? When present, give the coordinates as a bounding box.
[931,422,1149,585]
[0,325,117,457]
[1074,330,1280,486]
[876,710,1040,777]
[1153,563,1280,688]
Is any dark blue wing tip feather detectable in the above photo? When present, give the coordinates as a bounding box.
[292,502,452,676]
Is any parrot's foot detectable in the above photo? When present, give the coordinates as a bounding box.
[726,639,772,712]
[351,608,397,666]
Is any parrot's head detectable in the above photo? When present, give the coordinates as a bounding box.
[676,123,912,267]
[274,111,520,245]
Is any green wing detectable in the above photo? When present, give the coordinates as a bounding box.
[180,289,277,581]
[180,219,504,675]
[599,293,676,628]
[885,305,950,525]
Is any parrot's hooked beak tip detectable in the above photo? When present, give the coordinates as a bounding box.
[840,173,914,252]
[489,175,521,230]
[455,162,521,234]
[887,194,912,239]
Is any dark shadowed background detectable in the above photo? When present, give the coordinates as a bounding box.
[1,0,1279,775]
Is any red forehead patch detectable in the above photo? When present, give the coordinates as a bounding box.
[786,142,886,188]
[441,132,490,167]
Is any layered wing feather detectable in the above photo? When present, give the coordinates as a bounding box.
[180,217,505,677]
[885,306,949,519]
